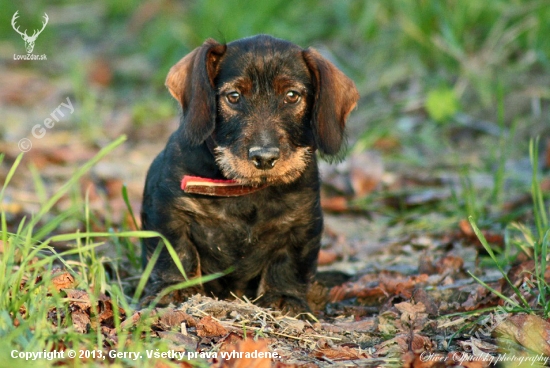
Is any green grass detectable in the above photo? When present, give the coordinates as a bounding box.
[468,137,550,317]
[0,137,223,367]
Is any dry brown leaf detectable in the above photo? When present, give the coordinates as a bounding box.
[395,302,428,327]
[63,289,92,310]
[376,334,433,356]
[97,296,124,327]
[317,249,338,265]
[158,309,197,329]
[197,315,228,337]
[71,310,91,333]
[412,288,439,316]
[328,272,430,303]
[409,335,433,354]
[121,308,197,331]
[494,314,550,355]
[217,339,273,368]
[401,351,447,368]
[380,273,430,298]
[458,337,499,356]
[506,261,550,285]
[320,196,349,212]
[154,360,193,368]
[120,310,146,330]
[461,285,497,311]
[313,339,369,361]
[458,219,504,248]
[51,269,76,292]
[218,332,245,350]
[435,255,464,275]
[459,219,475,237]
[329,283,386,303]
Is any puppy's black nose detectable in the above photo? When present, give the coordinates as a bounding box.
[248,147,280,170]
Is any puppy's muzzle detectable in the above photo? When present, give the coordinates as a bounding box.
[248,146,280,170]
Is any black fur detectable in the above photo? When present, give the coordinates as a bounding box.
[141,35,358,315]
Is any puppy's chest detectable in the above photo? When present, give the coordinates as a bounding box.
[177,192,316,251]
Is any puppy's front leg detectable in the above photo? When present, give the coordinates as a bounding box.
[142,233,204,306]
[256,236,321,316]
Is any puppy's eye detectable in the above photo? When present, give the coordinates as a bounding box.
[284,91,301,104]
[226,92,241,104]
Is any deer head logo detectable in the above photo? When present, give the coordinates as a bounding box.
[11,11,49,54]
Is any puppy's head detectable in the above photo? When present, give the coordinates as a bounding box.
[166,35,359,185]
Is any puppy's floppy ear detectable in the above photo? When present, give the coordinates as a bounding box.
[166,39,227,145]
[302,48,359,156]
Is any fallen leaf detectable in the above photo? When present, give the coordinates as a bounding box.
[435,255,464,275]
[313,338,369,361]
[71,309,91,334]
[395,302,428,327]
[320,196,349,212]
[379,273,430,299]
[50,269,76,292]
[278,317,305,333]
[401,351,447,368]
[63,289,92,310]
[412,288,439,316]
[376,334,433,356]
[318,249,338,265]
[217,339,272,368]
[328,272,430,304]
[458,220,504,249]
[158,309,197,329]
[197,315,228,337]
[458,337,499,355]
[329,283,386,303]
[459,219,474,237]
[494,314,550,355]
[461,285,499,311]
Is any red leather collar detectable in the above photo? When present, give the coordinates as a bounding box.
[181,175,267,197]
[182,137,267,196]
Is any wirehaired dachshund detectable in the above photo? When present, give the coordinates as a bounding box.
[141,35,359,315]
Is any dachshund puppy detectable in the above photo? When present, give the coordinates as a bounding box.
[141,35,358,315]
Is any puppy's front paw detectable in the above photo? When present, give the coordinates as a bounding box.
[257,292,312,317]
[140,285,203,308]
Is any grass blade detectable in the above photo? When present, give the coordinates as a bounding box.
[122,184,139,230]
[23,135,127,232]
[0,153,24,204]
[468,216,530,308]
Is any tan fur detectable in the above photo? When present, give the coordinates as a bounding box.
[214,146,312,185]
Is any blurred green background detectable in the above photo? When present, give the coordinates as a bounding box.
[2,0,549,125]
[2,1,548,128]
